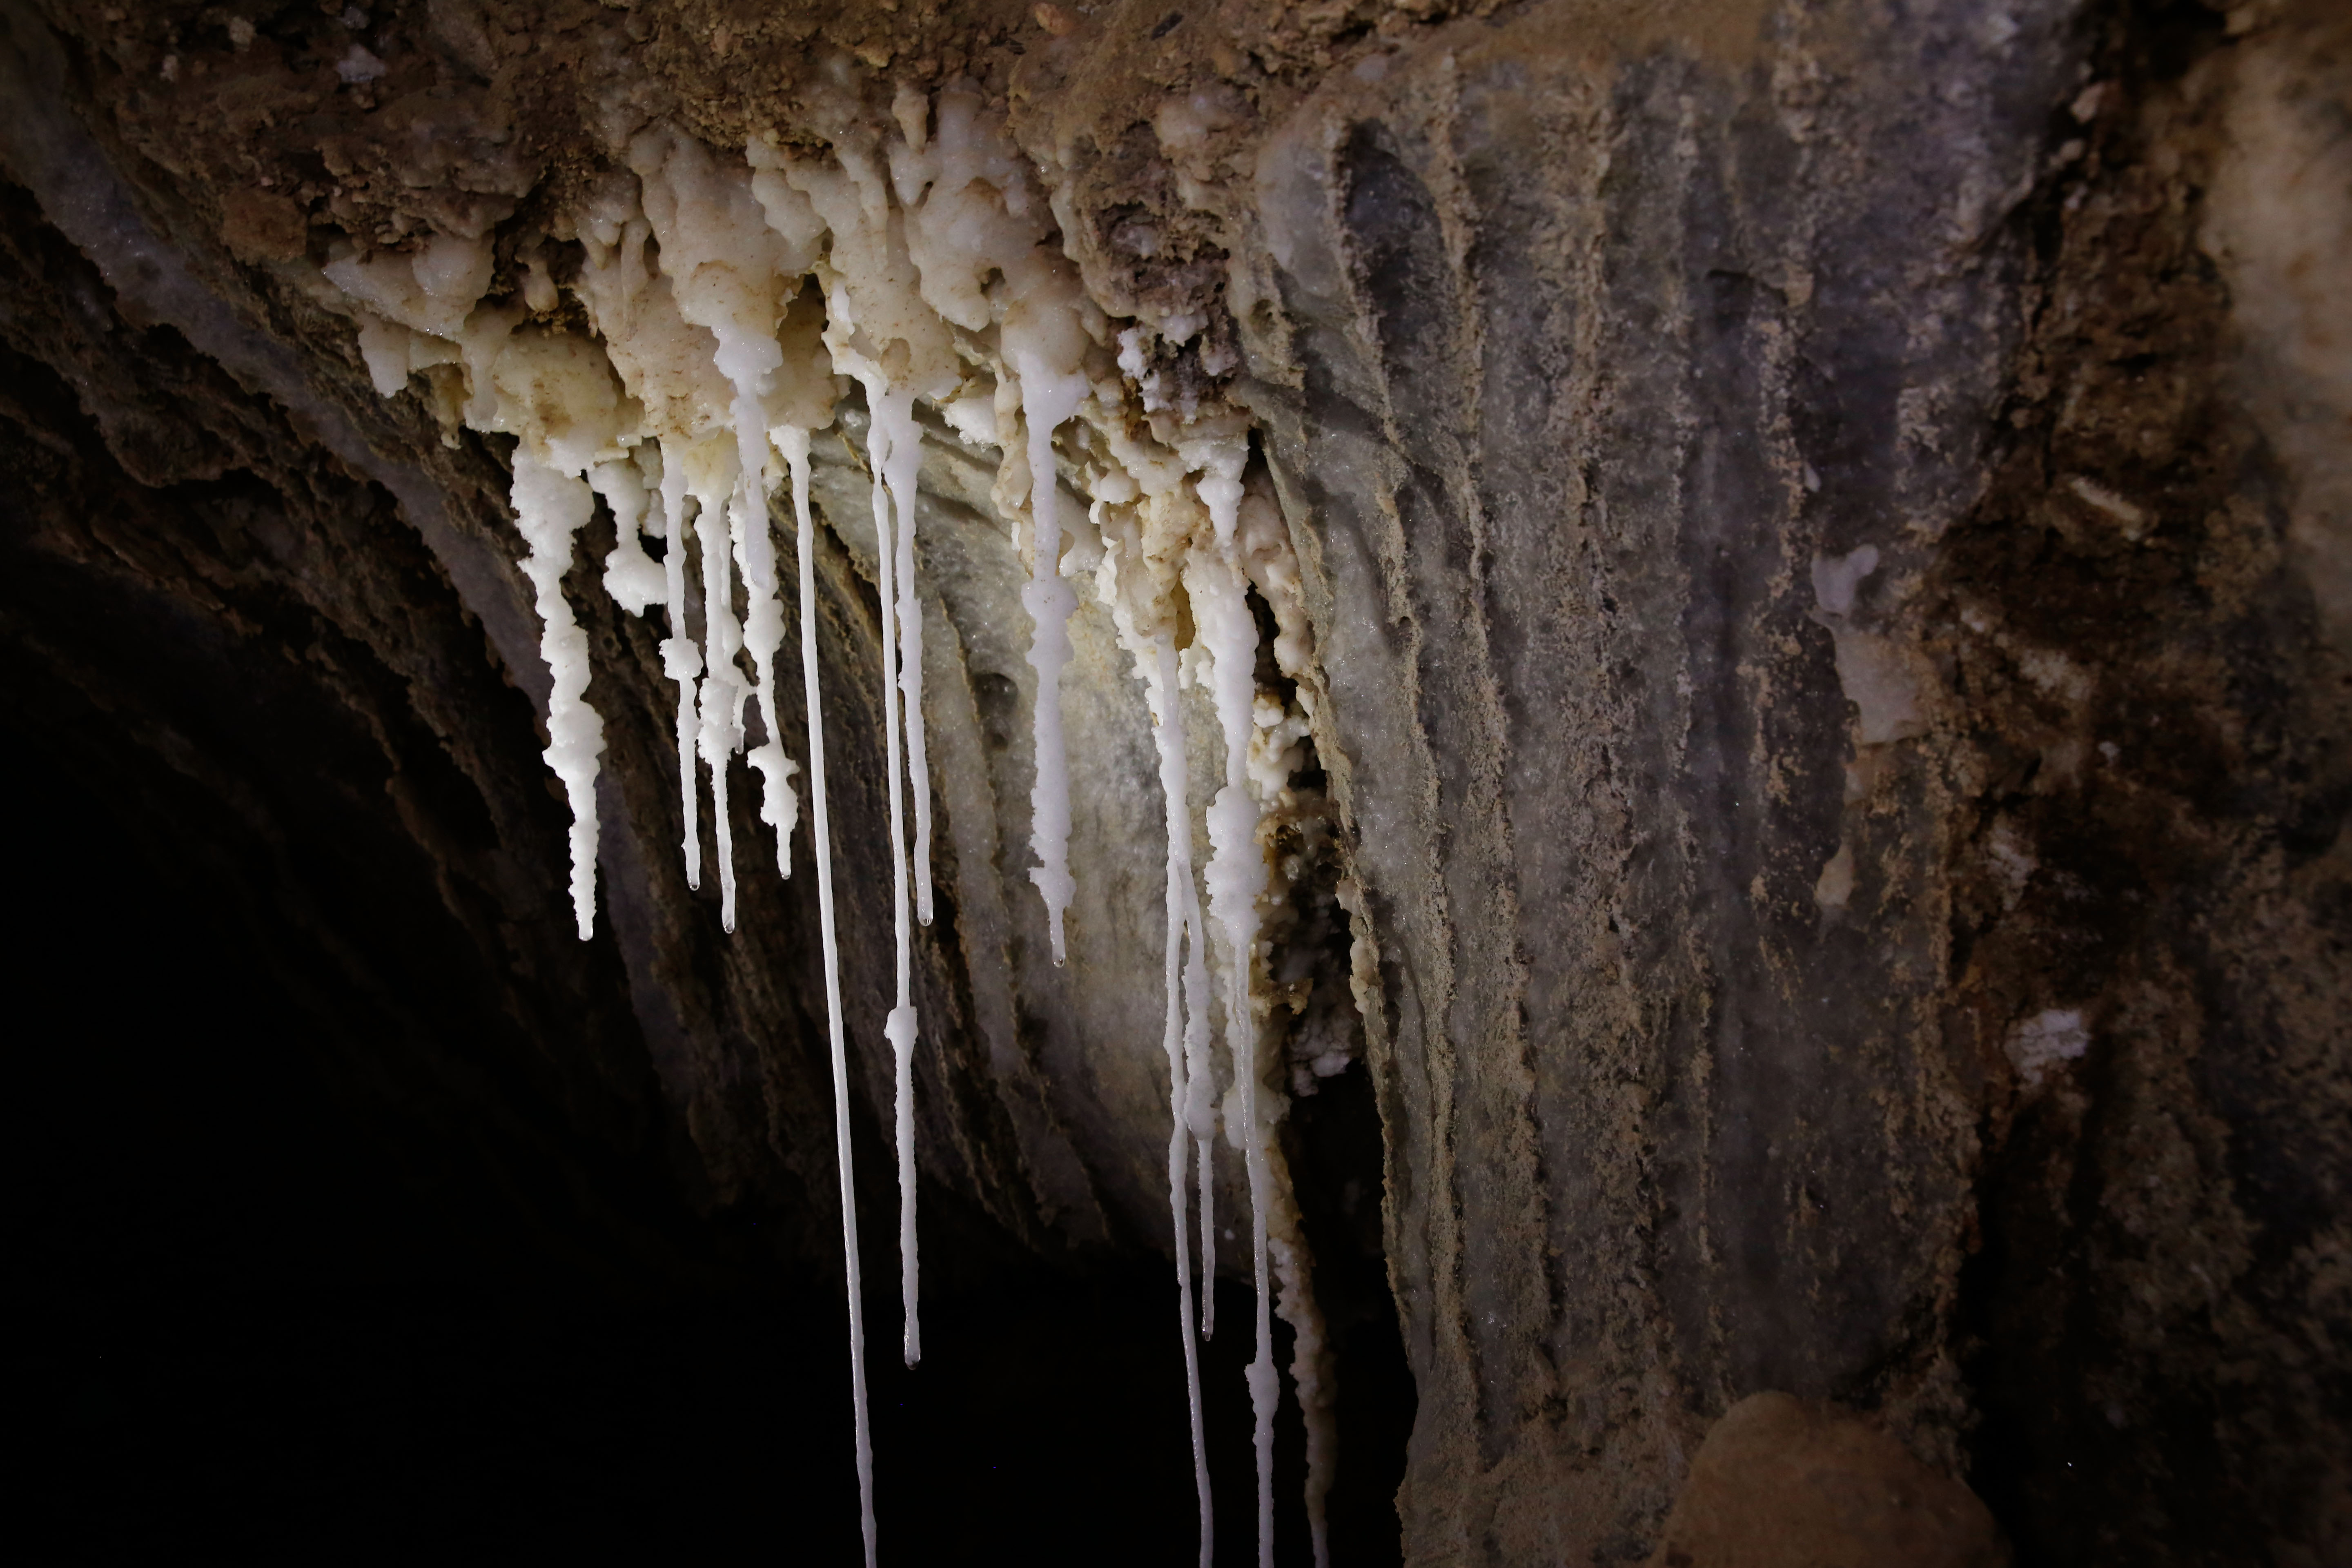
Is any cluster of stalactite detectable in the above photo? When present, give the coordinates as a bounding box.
[310,65,1334,1568]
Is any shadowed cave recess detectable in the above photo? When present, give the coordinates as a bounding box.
[3,1,2347,1565]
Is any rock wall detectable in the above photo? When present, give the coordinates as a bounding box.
[1,1,2345,1563]
[1219,0,2351,1558]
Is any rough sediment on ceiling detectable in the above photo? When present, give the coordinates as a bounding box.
[2,1,2346,1564]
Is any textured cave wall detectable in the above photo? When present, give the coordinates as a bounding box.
[0,164,714,1298]
[1197,2,2350,1561]
[1197,2,2349,1560]
[2,1,2347,1565]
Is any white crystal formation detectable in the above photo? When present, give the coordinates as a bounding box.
[313,77,1331,1567]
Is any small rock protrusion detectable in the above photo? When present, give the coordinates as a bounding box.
[1644,1393,2010,1568]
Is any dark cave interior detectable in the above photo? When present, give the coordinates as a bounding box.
[0,147,1414,1560]
[3,715,1411,1564]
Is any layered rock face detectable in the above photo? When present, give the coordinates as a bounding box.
[2,2,2345,1565]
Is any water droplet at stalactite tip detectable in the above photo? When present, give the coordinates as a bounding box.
[314,71,1332,1566]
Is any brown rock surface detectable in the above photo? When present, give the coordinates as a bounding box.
[1643,1393,2009,1568]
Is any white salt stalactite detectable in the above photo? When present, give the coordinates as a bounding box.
[562,185,720,898]
[781,426,878,1568]
[320,91,1358,1562]
[1228,485,1338,1568]
[1182,701,1219,1346]
[777,122,942,1355]
[874,390,935,927]
[596,448,710,875]
[509,451,608,941]
[782,85,1091,972]
[716,316,798,881]
[633,126,817,905]
[1189,453,1277,1566]
[1012,359,1090,964]
[1192,445,1336,1568]
[687,448,745,931]
[655,443,705,891]
[783,207,934,1361]
[1095,438,1222,1346]
[873,83,1062,943]
[732,438,801,878]
[859,374,925,1368]
[1095,466,1229,1556]
[1161,589,1220,1344]
[1149,633,1215,1568]
[886,994,920,1367]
